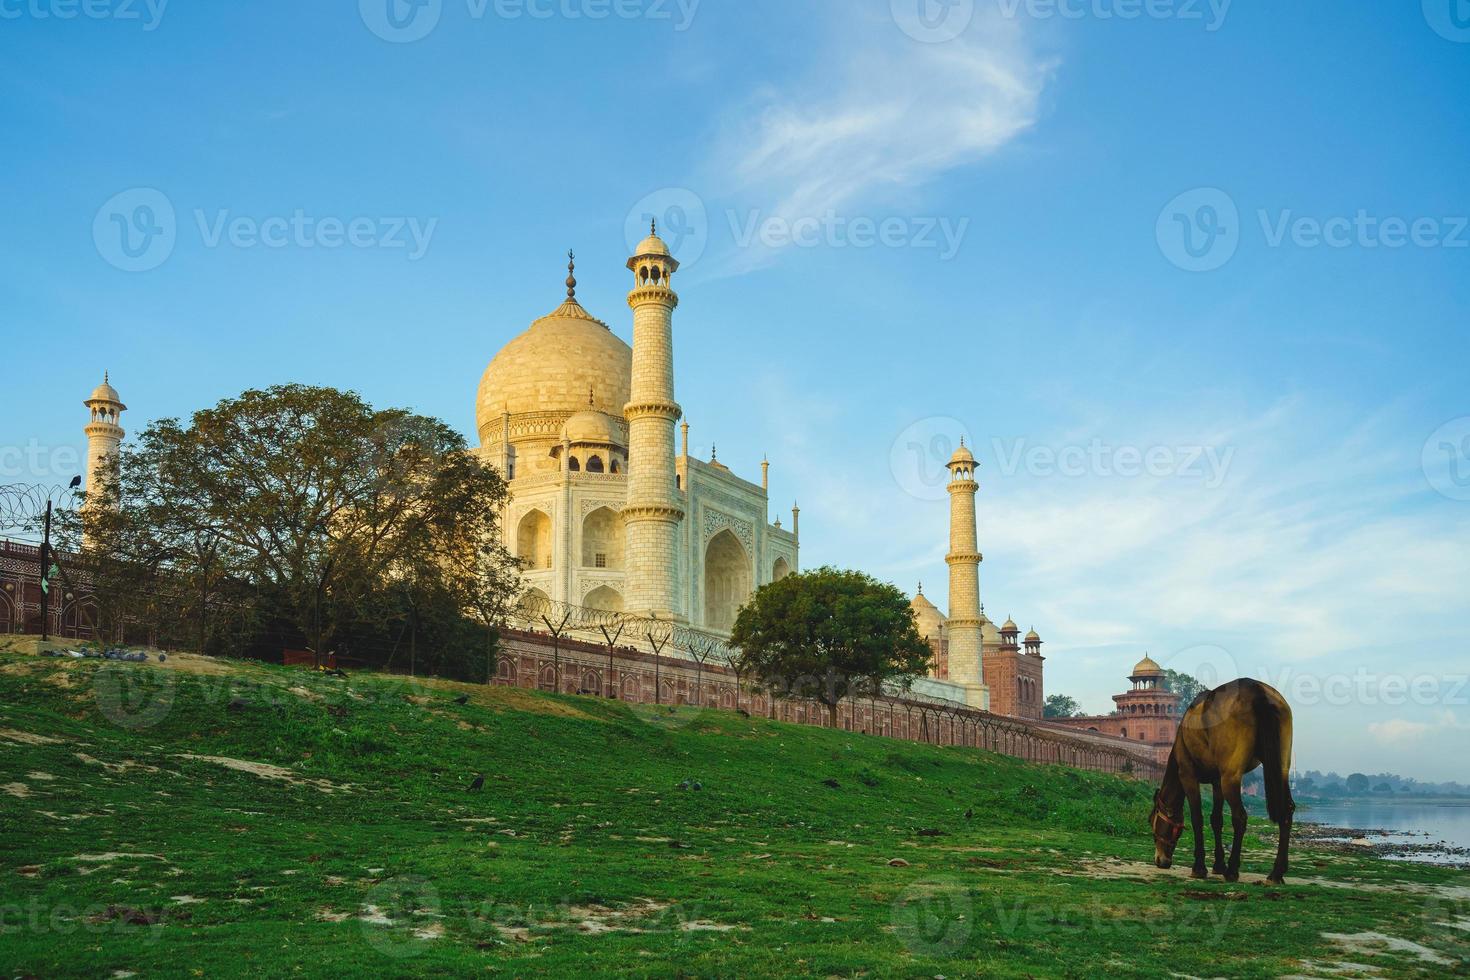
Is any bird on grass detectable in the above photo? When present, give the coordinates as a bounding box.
[468,775,485,792]
[821,778,841,789]
[964,808,974,820]
[454,695,469,705]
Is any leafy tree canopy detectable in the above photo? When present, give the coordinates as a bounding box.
[729,566,933,725]
[1043,693,1082,718]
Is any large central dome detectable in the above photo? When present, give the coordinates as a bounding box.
[476,296,632,445]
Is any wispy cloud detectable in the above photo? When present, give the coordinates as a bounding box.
[702,9,1053,273]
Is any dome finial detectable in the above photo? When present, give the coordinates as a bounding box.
[104,369,110,384]
[566,249,577,299]
[710,443,717,461]
[917,581,924,595]
[651,218,657,237]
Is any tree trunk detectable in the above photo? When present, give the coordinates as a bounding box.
[827,700,839,729]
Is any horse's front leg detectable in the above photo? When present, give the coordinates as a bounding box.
[1222,778,1247,883]
[1186,786,1207,880]
[1210,781,1227,876]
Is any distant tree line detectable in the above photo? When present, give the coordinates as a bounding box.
[60,385,522,681]
[1293,769,1469,799]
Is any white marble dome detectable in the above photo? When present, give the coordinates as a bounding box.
[476,297,631,445]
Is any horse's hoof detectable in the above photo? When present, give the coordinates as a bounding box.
[1190,868,1208,880]
[1223,872,1240,883]
[1212,865,1228,876]
[1266,876,1284,885]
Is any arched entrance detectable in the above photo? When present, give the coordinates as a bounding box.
[584,585,623,614]
[516,510,553,570]
[772,556,791,582]
[581,507,623,570]
[704,529,751,632]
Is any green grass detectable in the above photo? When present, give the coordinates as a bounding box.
[1,651,1466,978]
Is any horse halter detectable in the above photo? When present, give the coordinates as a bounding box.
[1152,807,1184,843]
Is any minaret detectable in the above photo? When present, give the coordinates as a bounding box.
[82,373,126,548]
[623,223,685,621]
[945,440,988,708]
[83,372,126,497]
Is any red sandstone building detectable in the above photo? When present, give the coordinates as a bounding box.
[1052,655,1182,750]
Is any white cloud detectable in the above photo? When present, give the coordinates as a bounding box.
[1367,719,1432,742]
[703,9,1053,273]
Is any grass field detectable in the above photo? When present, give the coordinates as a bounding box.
[1,647,1467,978]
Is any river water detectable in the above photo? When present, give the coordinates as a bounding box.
[1299,799,1470,864]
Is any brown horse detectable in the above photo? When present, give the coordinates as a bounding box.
[1149,678,1295,884]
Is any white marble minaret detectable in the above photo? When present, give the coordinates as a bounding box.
[945,440,989,708]
[83,372,126,496]
[622,224,685,621]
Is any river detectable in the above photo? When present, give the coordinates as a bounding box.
[1298,798,1470,865]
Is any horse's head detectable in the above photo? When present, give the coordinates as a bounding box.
[1149,789,1185,868]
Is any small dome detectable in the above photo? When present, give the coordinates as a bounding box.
[87,374,123,407]
[632,233,670,258]
[1025,629,1041,643]
[562,410,622,447]
[1132,654,1163,676]
[910,592,947,638]
[1001,617,1019,633]
[949,442,975,465]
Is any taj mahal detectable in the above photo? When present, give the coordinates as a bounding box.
[467,224,1041,715]
[56,224,1181,734]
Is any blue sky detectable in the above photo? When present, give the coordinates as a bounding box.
[3,1,1467,780]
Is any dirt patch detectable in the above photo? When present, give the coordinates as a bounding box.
[75,752,162,775]
[174,754,350,794]
[1320,931,1457,967]
[3,782,32,798]
[26,771,56,781]
[474,686,598,721]
[73,852,168,864]
[0,728,65,746]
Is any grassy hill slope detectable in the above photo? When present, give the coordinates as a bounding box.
[1,650,1466,978]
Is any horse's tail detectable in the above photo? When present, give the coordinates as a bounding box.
[1254,690,1294,826]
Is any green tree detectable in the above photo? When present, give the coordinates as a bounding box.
[1043,694,1082,718]
[730,567,933,727]
[64,385,519,669]
[1346,772,1371,794]
[1161,669,1208,706]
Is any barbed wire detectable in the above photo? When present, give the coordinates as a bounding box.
[508,592,733,664]
[0,482,81,536]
